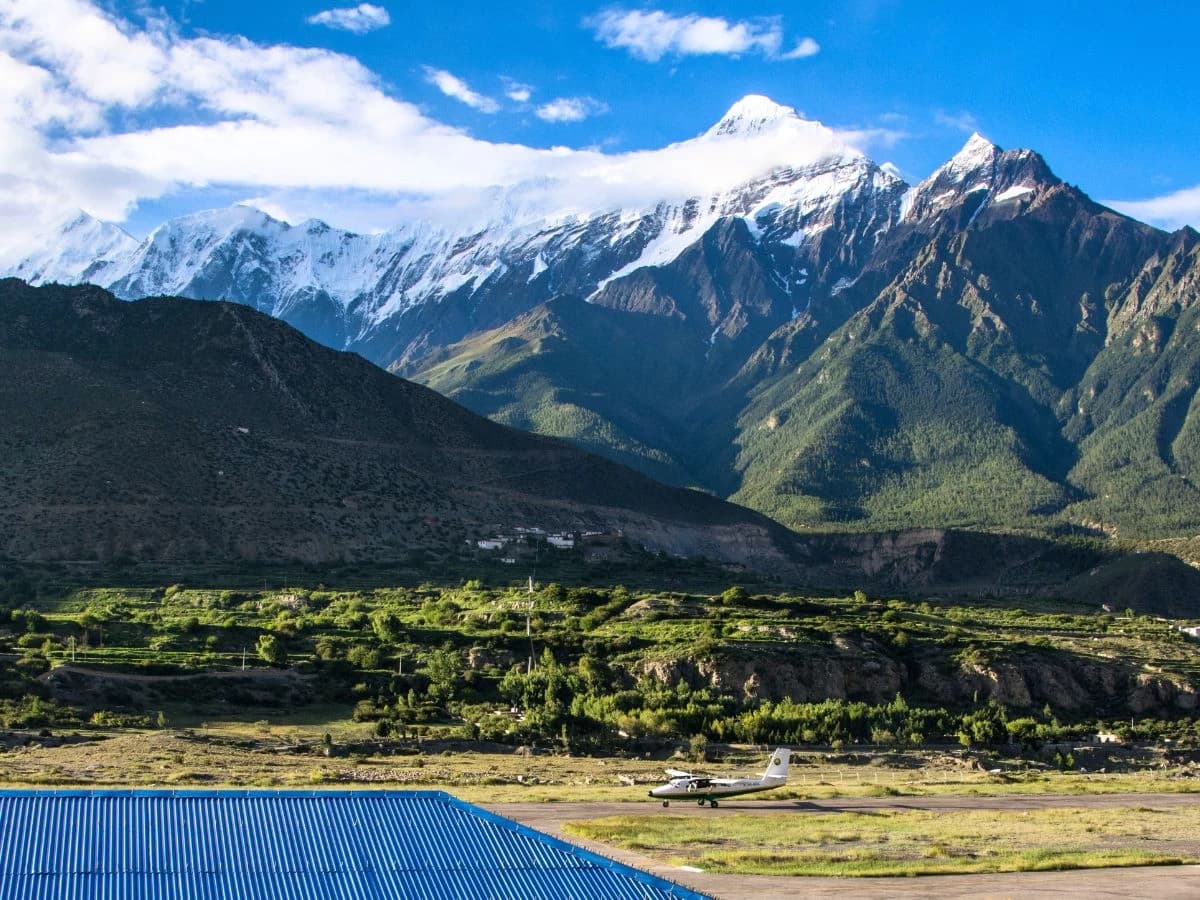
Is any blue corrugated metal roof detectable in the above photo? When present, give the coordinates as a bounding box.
[0,790,709,899]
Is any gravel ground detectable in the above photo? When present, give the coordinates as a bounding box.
[488,793,1200,900]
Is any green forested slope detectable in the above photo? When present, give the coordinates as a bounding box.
[412,182,1200,539]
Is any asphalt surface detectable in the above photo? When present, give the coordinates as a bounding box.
[487,792,1200,900]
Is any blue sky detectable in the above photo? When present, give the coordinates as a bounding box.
[1,0,1197,246]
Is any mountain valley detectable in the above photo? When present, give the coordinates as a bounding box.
[7,96,1200,540]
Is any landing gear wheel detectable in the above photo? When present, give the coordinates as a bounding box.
[662,800,669,808]
[709,799,719,808]
[696,798,705,806]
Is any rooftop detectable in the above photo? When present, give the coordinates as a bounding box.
[0,789,707,899]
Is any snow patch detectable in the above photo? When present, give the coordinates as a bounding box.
[994,184,1035,203]
[831,275,858,296]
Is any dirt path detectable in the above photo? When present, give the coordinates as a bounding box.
[41,664,304,684]
[487,793,1200,900]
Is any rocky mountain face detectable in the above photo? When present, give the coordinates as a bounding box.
[8,96,1200,538]
[728,152,1179,531]
[643,639,1198,716]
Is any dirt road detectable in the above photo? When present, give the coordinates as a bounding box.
[487,792,1200,899]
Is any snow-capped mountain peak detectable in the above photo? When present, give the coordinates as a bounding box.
[900,131,1057,225]
[705,94,803,138]
[943,132,1001,181]
[145,204,284,242]
[4,210,138,286]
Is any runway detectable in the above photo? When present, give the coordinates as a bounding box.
[487,792,1200,899]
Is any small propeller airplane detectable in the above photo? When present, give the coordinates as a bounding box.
[649,747,791,808]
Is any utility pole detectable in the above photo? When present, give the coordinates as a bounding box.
[526,575,534,636]
[241,647,247,671]
[526,575,536,674]
[67,635,76,664]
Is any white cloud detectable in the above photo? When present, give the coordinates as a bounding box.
[1109,186,1200,231]
[0,0,892,259]
[535,97,607,123]
[935,110,979,133]
[503,78,533,103]
[588,8,819,62]
[836,126,908,150]
[423,66,500,113]
[306,3,390,34]
[780,37,820,60]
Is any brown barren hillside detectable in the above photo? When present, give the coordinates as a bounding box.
[0,279,794,568]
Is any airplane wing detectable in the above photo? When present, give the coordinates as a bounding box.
[664,768,696,778]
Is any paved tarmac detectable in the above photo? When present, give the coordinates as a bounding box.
[487,792,1200,899]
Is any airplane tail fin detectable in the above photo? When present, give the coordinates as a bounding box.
[762,748,790,780]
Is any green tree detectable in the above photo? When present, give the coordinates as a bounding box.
[256,633,287,666]
[577,653,611,694]
[371,609,406,645]
[346,644,382,670]
[720,586,748,605]
[426,644,463,705]
[1006,716,1039,750]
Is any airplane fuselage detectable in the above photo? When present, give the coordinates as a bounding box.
[649,749,791,808]
[648,776,785,806]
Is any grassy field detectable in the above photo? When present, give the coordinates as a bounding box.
[0,579,1197,805]
[0,733,1196,803]
[564,806,1200,876]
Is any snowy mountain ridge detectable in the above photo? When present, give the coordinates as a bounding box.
[3,96,1054,367]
